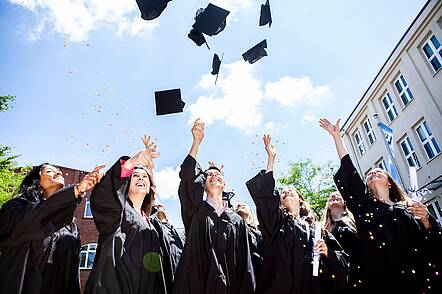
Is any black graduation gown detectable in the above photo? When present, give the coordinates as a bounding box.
[41,222,81,294]
[152,216,184,294]
[84,157,167,294]
[0,186,79,294]
[246,170,349,294]
[334,154,442,293]
[172,155,255,294]
[329,220,362,292]
[246,224,263,276]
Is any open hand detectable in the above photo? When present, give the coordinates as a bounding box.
[192,118,205,145]
[319,118,341,138]
[76,165,106,197]
[263,134,276,160]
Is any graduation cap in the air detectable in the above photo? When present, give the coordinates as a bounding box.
[211,53,223,84]
[136,0,172,21]
[259,0,272,27]
[242,39,268,64]
[188,29,210,49]
[154,88,185,116]
[192,3,230,36]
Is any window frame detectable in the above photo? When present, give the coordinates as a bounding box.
[394,74,414,107]
[363,118,376,145]
[354,130,366,156]
[415,121,441,161]
[381,92,399,122]
[79,243,97,270]
[422,34,442,73]
[399,136,421,168]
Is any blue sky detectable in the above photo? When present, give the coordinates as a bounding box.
[0,0,427,227]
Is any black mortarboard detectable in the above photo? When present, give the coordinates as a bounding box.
[192,3,230,36]
[154,88,185,115]
[211,53,223,84]
[188,29,210,49]
[242,39,268,64]
[259,0,272,27]
[136,0,172,21]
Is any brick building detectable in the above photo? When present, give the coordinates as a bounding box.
[58,165,99,292]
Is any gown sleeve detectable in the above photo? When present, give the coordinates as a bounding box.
[0,186,78,247]
[178,155,205,233]
[90,157,130,236]
[246,170,281,240]
[320,230,350,293]
[333,154,368,220]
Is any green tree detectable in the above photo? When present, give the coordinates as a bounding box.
[0,95,16,112]
[278,159,337,219]
[0,146,30,206]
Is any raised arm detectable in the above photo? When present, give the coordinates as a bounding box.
[319,118,347,160]
[320,118,367,218]
[246,134,280,239]
[179,119,206,232]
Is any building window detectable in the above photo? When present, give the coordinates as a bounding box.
[354,131,366,156]
[363,118,376,145]
[394,74,413,107]
[415,121,441,160]
[376,158,387,171]
[84,197,93,218]
[79,243,97,270]
[382,93,398,122]
[422,35,442,72]
[428,200,442,226]
[400,137,421,168]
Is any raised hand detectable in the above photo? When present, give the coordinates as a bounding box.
[263,134,276,160]
[75,165,106,197]
[208,161,224,171]
[319,118,341,138]
[192,118,205,145]
[124,136,160,170]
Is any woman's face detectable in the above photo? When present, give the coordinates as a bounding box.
[366,168,389,190]
[39,165,64,197]
[129,170,150,196]
[280,187,300,209]
[328,192,345,209]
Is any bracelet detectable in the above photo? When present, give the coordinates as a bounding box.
[74,184,86,198]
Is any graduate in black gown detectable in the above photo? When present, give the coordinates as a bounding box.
[151,204,184,294]
[235,203,263,275]
[173,118,255,294]
[323,192,362,292]
[246,134,349,294]
[0,163,103,294]
[320,117,442,293]
[85,136,170,294]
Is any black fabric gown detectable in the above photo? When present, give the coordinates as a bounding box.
[246,170,349,294]
[246,224,263,276]
[329,220,362,292]
[0,186,79,294]
[152,215,184,294]
[41,222,81,294]
[334,154,442,293]
[84,157,167,294]
[172,155,255,294]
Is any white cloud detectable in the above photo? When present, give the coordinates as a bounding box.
[188,60,264,133]
[154,166,180,200]
[265,76,331,107]
[302,113,316,124]
[8,0,159,41]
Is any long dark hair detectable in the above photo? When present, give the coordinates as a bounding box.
[15,163,53,203]
[128,167,156,217]
[365,170,410,203]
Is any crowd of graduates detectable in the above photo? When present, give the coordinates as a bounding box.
[0,118,441,294]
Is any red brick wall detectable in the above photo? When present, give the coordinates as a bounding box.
[58,166,99,292]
